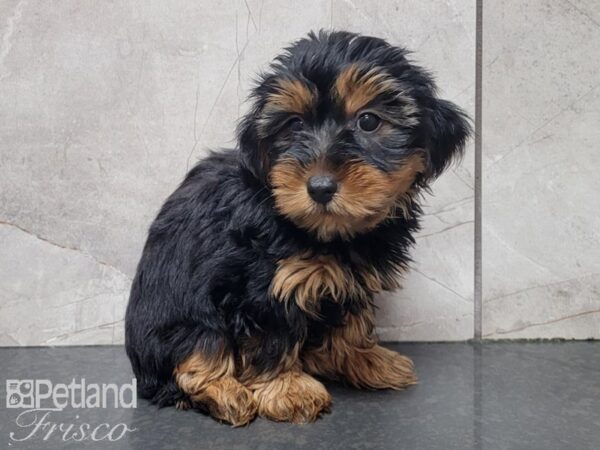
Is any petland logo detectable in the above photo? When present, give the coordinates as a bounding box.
[5,378,137,443]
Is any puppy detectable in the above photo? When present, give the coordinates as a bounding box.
[125,30,470,425]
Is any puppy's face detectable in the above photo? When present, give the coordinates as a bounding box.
[239,31,470,241]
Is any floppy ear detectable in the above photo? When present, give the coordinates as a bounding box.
[423,98,471,178]
[237,111,269,184]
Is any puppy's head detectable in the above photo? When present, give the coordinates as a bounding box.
[238,31,470,241]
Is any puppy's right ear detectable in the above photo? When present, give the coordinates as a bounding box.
[238,111,269,183]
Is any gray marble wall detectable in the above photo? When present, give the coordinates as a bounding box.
[482,1,600,338]
[0,1,596,345]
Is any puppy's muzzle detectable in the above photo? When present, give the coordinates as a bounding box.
[307,175,338,204]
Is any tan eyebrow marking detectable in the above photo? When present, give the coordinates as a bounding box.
[264,79,316,115]
[334,64,398,116]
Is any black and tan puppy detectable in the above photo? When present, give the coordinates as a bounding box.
[125,30,470,425]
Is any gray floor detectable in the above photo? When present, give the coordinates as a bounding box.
[1,343,599,449]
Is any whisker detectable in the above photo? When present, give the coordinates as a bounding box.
[247,185,268,204]
[255,191,275,208]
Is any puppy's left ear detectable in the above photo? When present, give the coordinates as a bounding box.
[422,99,471,178]
[237,111,269,184]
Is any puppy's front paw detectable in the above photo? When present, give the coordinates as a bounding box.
[252,371,331,423]
[193,378,258,427]
[347,345,417,390]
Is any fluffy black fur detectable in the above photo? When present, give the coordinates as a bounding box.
[125,30,470,406]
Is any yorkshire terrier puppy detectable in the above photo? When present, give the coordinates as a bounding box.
[125,30,470,425]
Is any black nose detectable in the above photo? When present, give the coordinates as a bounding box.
[307,175,338,204]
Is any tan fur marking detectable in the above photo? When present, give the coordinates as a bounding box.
[366,262,404,291]
[265,78,315,115]
[335,65,398,116]
[357,266,397,294]
[175,349,235,393]
[302,309,417,389]
[175,350,257,426]
[270,154,426,241]
[270,252,370,314]
[250,370,331,423]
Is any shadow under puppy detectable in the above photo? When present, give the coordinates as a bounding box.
[125,30,470,425]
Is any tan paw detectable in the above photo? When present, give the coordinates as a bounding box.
[347,345,417,390]
[252,371,332,423]
[193,377,258,427]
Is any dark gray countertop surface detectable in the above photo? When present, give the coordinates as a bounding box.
[1,342,598,449]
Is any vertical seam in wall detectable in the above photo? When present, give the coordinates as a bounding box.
[474,0,483,341]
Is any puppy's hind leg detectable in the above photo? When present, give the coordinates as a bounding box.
[175,345,257,426]
[303,308,417,390]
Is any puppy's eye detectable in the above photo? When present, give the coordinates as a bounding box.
[357,113,381,132]
[288,117,304,133]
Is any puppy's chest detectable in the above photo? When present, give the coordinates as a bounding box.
[269,251,399,315]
